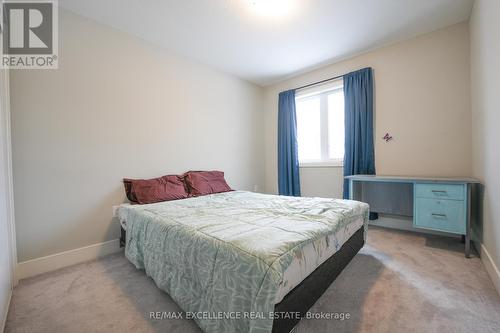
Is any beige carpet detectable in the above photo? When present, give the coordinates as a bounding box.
[6,226,500,333]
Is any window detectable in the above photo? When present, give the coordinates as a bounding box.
[295,79,344,166]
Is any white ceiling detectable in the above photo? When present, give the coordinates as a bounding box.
[60,0,474,86]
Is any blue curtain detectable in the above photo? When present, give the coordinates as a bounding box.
[278,89,301,196]
[343,68,375,199]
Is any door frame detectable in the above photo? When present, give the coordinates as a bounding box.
[0,68,17,288]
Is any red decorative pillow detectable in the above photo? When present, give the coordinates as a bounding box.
[184,171,232,196]
[123,175,189,204]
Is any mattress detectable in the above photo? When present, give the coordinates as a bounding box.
[117,191,367,304]
[275,215,364,302]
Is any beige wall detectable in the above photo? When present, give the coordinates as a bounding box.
[299,166,344,199]
[10,10,265,262]
[263,23,471,194]
[470,0,500,280]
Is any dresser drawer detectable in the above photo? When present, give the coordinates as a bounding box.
[414,183,465,200]
[414,198,466,234]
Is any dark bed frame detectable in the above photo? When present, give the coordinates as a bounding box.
[120,226,365,333]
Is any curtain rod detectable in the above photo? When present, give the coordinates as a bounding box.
[295,73,344,91]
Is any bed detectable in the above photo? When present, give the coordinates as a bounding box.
[117,190,369,333]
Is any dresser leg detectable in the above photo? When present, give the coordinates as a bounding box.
[465,233,471,258]
[465,184,471,258]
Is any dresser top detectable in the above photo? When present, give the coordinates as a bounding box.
[345,175,481,184]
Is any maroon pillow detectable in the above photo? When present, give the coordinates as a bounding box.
[123,175,189,204]
[184,171,232,196]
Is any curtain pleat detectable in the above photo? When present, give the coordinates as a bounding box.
[278,90,301,196]
[343,68,375,199]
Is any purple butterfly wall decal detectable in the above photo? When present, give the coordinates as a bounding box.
[383,133,393,142]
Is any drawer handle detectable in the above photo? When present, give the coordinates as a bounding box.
[431,213,447,219]
[431,190,447,194]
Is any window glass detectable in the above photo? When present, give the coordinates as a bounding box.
[327,90,345,160]
[295,80,344,166]
[296,97,321,161]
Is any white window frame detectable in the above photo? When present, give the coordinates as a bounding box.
[295,79,344,168]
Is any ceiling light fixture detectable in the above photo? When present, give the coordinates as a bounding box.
[247,0,299,20]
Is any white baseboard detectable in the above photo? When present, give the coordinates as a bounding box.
[480,243,500,296]
[16,239,122,281]
[1,290,12,333]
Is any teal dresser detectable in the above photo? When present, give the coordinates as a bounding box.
[414,183,466,234]
[345,175,480,257]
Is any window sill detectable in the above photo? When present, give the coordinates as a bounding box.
[299,163,344,168]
